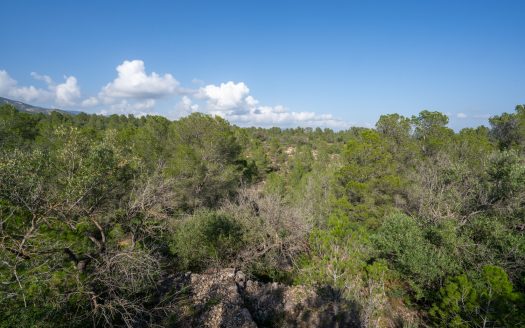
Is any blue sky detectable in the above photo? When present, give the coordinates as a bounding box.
[1,0,524,129]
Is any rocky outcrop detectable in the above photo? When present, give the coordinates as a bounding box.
[190,268,256,328]
[187,268,359,328]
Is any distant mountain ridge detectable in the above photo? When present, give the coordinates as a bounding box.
[0,96,81,115]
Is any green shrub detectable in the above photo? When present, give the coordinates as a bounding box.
[297,212,371,290]
[171,210,245,270]
[374,213,462,299]
[430,266,525,327]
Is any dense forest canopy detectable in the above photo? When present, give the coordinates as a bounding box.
[1,103,524,327]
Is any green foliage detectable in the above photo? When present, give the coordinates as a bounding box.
[412,110,454,156]
[463,216,525,278]
[1,104,525,326]
[297,211,371,291]
[486,150,525,209]
[130,115,172,167]
[430,266,525,327]
[264,172,287,196]
[168,113,244,209]
[455,126,494,163]
[376,113,411,142]
[0,104,40,148]
[336,129,404,226]
[489,105,525,150]
[374,214,462,299]
[171,210,245,270]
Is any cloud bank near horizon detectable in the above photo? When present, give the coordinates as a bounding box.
[0,70,80,107]
[0,60,352,128]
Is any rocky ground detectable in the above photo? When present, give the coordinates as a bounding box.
[173,268,360,328]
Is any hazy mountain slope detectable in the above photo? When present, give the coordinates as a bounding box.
[0,96,80,115]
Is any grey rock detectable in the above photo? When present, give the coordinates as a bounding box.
[186,268,360,328]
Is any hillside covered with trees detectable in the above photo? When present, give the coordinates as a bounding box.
[1,103,524,327]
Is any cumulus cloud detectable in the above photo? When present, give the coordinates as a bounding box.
[100,60,178,100]
[0,70,53,103]
[169,95,200,119]
[77,60,180,112]
[2,62,351,128]
[0,70,81,106]
[82,96,99,107]
[97,99,157,117]
[456,112,468,119]
[113,99,155,112]
[245,95,259,108]
[197,81,250,111]
[177,95,199,112]
[8,85,52,103]
[0,70,17,93]
[55,76,81,106]
[196,80,349,128]
[224,105,349,128]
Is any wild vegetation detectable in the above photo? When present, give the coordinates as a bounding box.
[1,103,524,327]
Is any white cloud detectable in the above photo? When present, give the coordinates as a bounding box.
[30,72,53,85]
[97,99,157,117]
[245,95,259,107]
[100,60,178,100]
[456,112,492,120]
[223,105,350,128]
[196,80,349,128]
[0,70,17,93]
[82,96,99,107]
[8,85,52,103]
[0,70,81,107]
[169,96,200,119]
[77,60,179,112]
[55,76,80,106]
[175,95,199,114]
[197,81,250,111]
[0,70,53,103]
[2,64,351,128]
[112,99,156,112]
[131,99,155,111]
